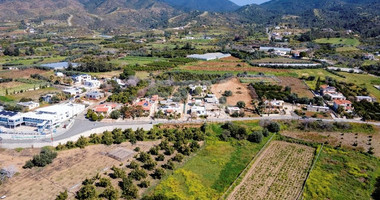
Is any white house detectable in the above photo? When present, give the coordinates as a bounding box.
[63,88,82,96]
[355,96,374,102]
[86,91,104,100]
[226,107,241,114]
[307,105,330,113]
[72,74,91,84]
[55,72,64,77]
[191,106,207,116]
[326,93,346,101]
[17,101,40,110]
[84,80,101,88]
[205,94,219,104]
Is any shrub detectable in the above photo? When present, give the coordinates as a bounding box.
[267,122,280,133]
[223,90,233,97]
[110,110,121,119]
[55,190,68,200]
[76,184,96,200]
[248,131,263,143]
[128,161,139,169]
[156,154,165,161]
[138,180,150,188]
[129,168,148,181]
[151,168,165,179]
[23,148,57,169]
[262,128,269,137]
[97,178,111,187]
[172,153,184,162]
[111,166,126,179]
[236,101,246,108]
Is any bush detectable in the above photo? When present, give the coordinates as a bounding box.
[120,177,138,199]
[128,161,139,169]
[138,180,150,188]
[76,184,96,200]
[129,168,148,181]
[110,110,121,119]
[23,148,57,169]
[97,178,111,187]
[219,96,227,104]
[55,190,68,200]
[172,153,184,162]
[163,160,175,170]
[248,131,263,143]
[155,154,165,161]
[236,101,246,108]
[223,90,233,97]
[111,166,126,179]
[151,168,165,179]
[267,122,280,133]
[262,128,269,137]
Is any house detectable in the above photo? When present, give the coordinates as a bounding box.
[84,80,101,88]
[320,85,337,95]
[363,53,375,60]
[86,91,104,100]
[191,106,207,116]
[55,72,64,77]
[259,47,292,53]
[159,102,181,114]
[273,50,287,56]
[356,96,374,102]
[204,94,219,104]
[333,100,353,112]
[72,74,91,84]
[326,93,346,101]
[41,94,54,103]
[135,100,152,112]
[93,105,113,115]
[268,100,284,109]
[63,88,82,96]
[226,107,241,114]
[17,101,40,110]
[307,105,330,113]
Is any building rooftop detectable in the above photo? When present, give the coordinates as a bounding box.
[334,100,352,105]
[187,53,231,60]
[0,110,19,118]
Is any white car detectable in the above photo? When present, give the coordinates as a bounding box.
[1,195,6,199]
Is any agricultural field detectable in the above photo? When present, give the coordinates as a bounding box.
[228,141,315,200]
[0,56,67,66]
[303,147,380,200]
[277,77,313,98]
[314,38,360,46]
[152,123,272,199]
[249,57,312,64]
[0,68,49,79]
[111,56,167,66]
[211,78,254,108]
[0,141,159,200]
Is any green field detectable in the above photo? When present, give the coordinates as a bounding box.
[304,147,380,200]
[152,122,271,199]
[314,38,360,46]
[0,56,67,66]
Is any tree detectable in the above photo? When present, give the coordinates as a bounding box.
[262,128,269,137]
[112,129,125,144]
[101,186,119,200]
[138,180,150,188]
[55,190,68,200]
[172,153,184,162]
[120,177,138,199]
[223,90,233,97]
[128,161,139,169]
[151,168,165,179]
[97,177,111,187]
[315,77,321,92]
[219,96,227,104]
[299,51,308,58]
[111,166,126,179]
[76,184,96,200]
[110,110,121,119]
[236,101,246,108]
[138,152,151,163]
[102,131,114,145]
[76,136,88,149]
[373,176,380,200]
[193,87,202,96]
[155,154,165,161]
[248,131,263,143]
[143,159,157,170]
[267,122,280,133]
[120,68,136,80]
[129,168,148,181]
[91,112,98,121]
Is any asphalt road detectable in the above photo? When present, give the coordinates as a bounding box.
[1,115,379,146]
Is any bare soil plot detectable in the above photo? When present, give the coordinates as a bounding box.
[277,77,313,98]
[0,141,159,200]
[211,78,253,108]
[282,131,380,157]
[219,56,241,62]
[228,141,315,200]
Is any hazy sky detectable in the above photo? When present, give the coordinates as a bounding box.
[231,0,270,6]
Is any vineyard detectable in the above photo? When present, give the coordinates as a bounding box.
[228,141,315,200]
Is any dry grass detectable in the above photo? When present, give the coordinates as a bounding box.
[277,77,313,98]
[0,68,47,79]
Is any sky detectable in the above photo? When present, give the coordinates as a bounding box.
[230,0,270,6]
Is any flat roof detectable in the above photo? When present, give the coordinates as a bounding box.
[0,110,19,117]
[187,53,231,60]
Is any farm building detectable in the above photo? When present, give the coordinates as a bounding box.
[226,107,241,114]
[187,53,231,61]
[333,100,353,112]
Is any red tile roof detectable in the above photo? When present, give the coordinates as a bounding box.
[334,100,352,105]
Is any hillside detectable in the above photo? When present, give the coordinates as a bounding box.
[163,0,240,12]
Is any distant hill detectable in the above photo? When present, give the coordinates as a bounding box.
[163,0,240,12]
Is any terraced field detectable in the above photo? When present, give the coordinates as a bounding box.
[228,141,315,200]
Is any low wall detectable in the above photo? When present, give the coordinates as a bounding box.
[0,124,153,149]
